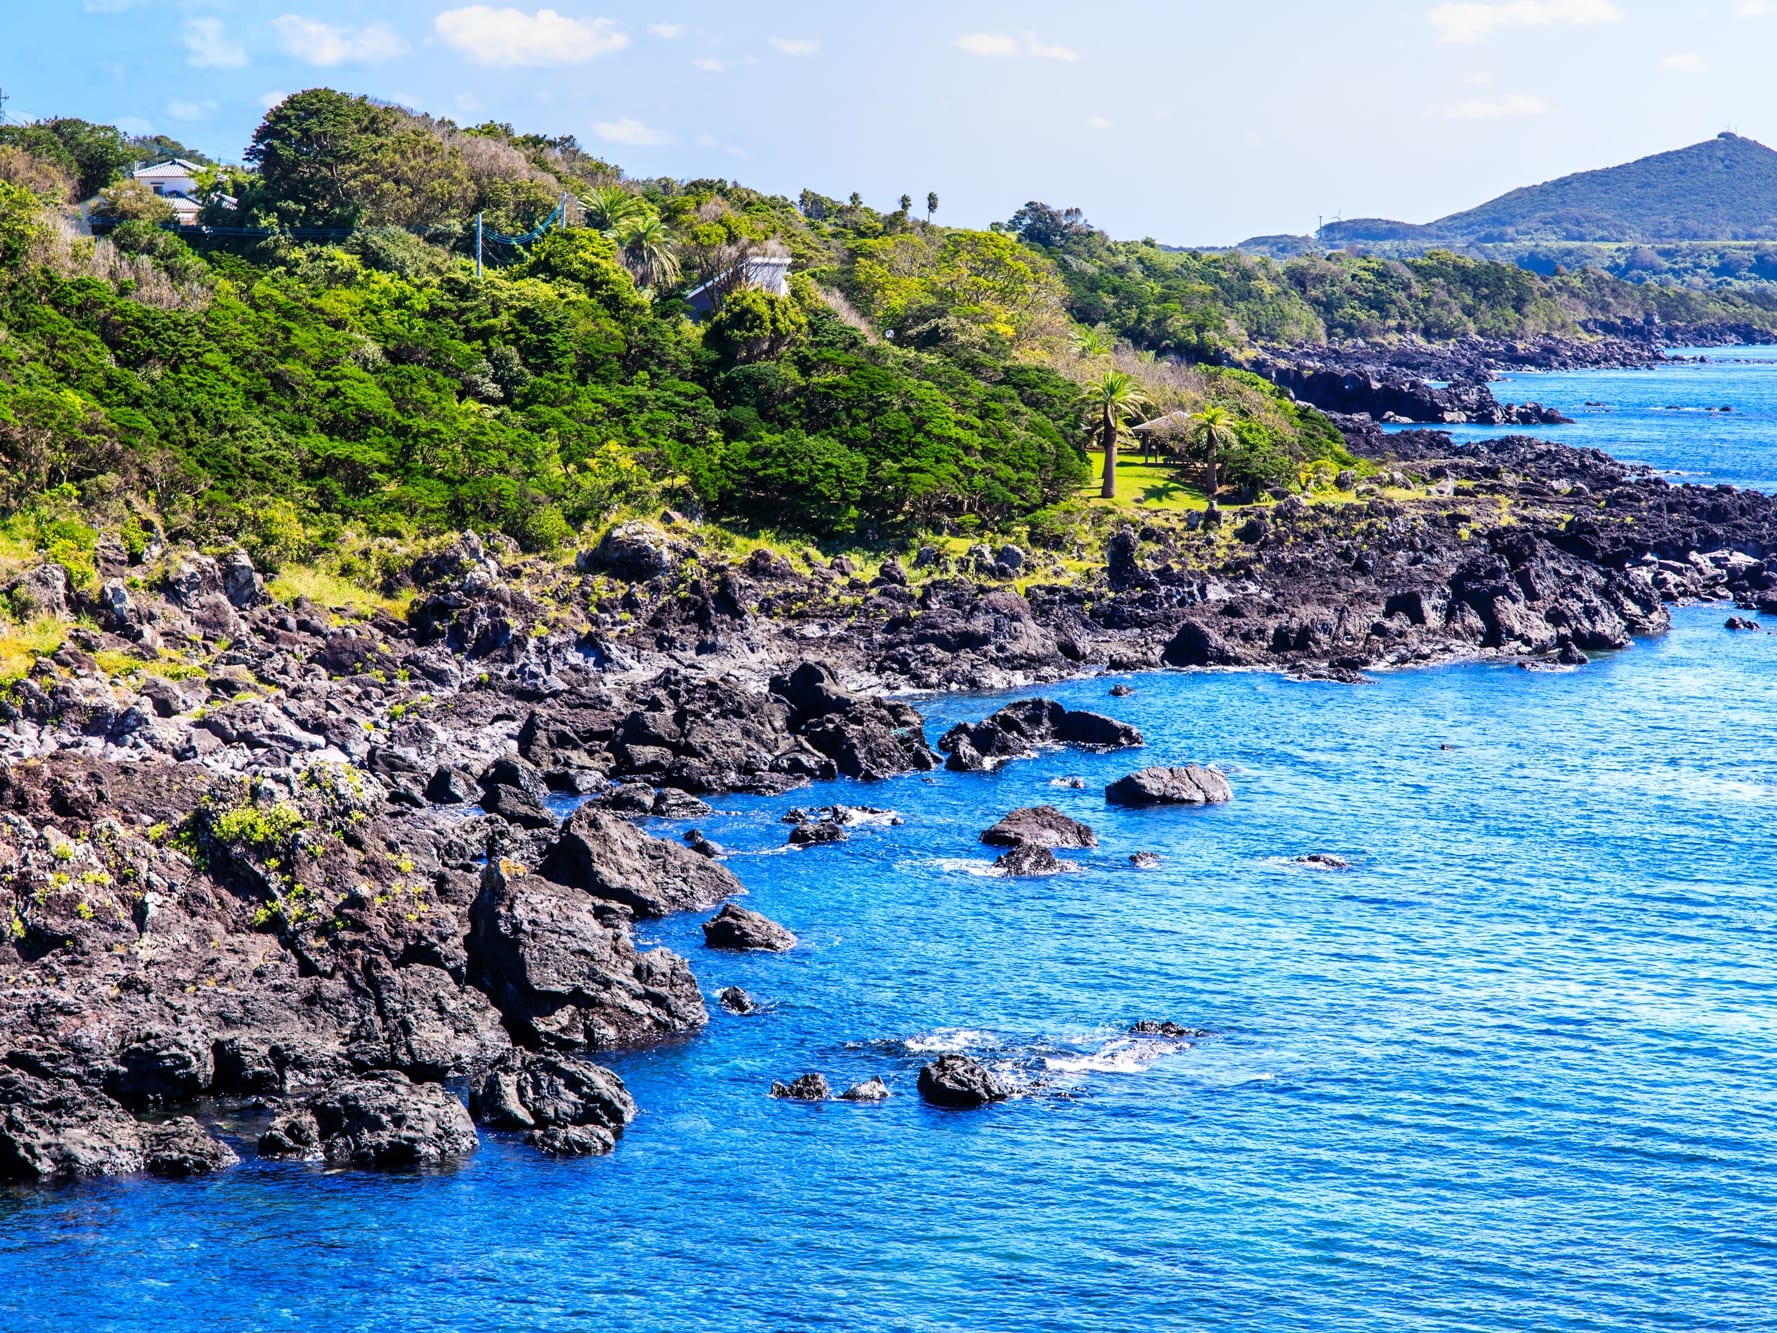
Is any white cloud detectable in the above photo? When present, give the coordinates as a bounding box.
[769,37,818,55]
[957,32,1018,56]
[693,57,724,71]
[595,116,667,146]
[1662,52,1705,70]
[649,22,683,38]
[167,99,219,121]
[957,32,1079,60]
[1087,115,1112,130]
[1429,0,1621,44]
[183,18,248,69]
[1740,1,1769,13]
[273,15,409,65]
[258,90,290,110]
[1027,33,1079,61]
[1448,92,1552,117]
[435,7,627,66]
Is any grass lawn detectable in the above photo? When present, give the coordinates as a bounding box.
[1074,458,1212,514]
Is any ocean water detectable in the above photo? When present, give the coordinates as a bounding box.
[1396,343,1777,492]
[7,373,1777,1331]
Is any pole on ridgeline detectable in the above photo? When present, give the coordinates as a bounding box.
[476,212,483,278]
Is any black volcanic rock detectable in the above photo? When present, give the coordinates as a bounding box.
[980,806,1097,849]
[917,1055,1008,1108]
[1105,765,1233,807]
[702,903,797,952]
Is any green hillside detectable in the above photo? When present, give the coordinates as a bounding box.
[1321,133,1777,245]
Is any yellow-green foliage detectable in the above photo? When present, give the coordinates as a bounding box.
[0,615,67,683]
[268,565,411,617]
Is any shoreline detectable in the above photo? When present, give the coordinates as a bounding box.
[3,371,1777,1181]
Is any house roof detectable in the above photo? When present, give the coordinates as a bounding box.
[684,255,793,308]
[1131,411,1193,435]
[133,158,203,179]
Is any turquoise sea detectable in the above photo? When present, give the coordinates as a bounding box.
[4,357,1776,1332]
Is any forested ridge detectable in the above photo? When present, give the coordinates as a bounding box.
[0,89,1768,573]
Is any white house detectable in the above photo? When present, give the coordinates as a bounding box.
[685,255,793,318]
[130,157,232,225]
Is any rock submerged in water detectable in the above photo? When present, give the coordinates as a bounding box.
[980,805,1097,849]
[1295,853,1350,869]
[995,845,1070,877]
[1129,851,1161,868]
[1726,615,1760,631]
[917,1054,1008,1109]
[1105,765,1232,808]
[702,903,797,952]
[770,1073,830,1101]
[1129,1020,1203,1038]
[258,1070,478,1168]
[787,819,847,847]
[717,986,756,1015]
[840,1076,890,1102]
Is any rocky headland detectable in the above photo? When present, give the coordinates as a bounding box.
[3,418,1776,1183]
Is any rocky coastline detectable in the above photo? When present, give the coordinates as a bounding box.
[1240,320,1777,426]
[4,415,1777,1183]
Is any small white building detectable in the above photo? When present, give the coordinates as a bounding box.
[130,157,232,225]
[685,255,793,318]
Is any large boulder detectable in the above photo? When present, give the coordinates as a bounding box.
[468,860,708,1052]
[1105,765,1233,807]
[917,1054,1008,1109]
[702,903,797,952]
[980,806,1097,849]
[537,807,742,919]
[469,1050,637,1156]
[258,1070,477,1167]
[588,522,677,583]
[8,564,70,619]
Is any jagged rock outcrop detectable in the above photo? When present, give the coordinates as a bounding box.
[469,1049,637,1156]
[467,859,708,1052]
[939,698,1141,772]
[537,806,741,918]
[701,903,797,952]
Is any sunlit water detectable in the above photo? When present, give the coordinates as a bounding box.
[1394,343,1777,492]
[6,363,1777,1331]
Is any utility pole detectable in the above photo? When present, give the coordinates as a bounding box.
[475,212,483,278]
[0,88,10,126]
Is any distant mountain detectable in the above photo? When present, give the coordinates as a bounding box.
[1317,134,1777,245]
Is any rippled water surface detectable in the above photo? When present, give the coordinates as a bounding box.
[7,363,1777,1331]
[1402,343,1777,491]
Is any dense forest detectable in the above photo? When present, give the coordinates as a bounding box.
[0,90,1771,568]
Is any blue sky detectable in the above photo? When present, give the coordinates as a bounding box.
[5,1,1774,243]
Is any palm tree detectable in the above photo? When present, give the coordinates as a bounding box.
[1074,325,1112,358]
[926,191,939,223]
[1187,406,1239,501]
[1087,370,1150,500]
[582,184,645,235]
[615,214,680,290]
